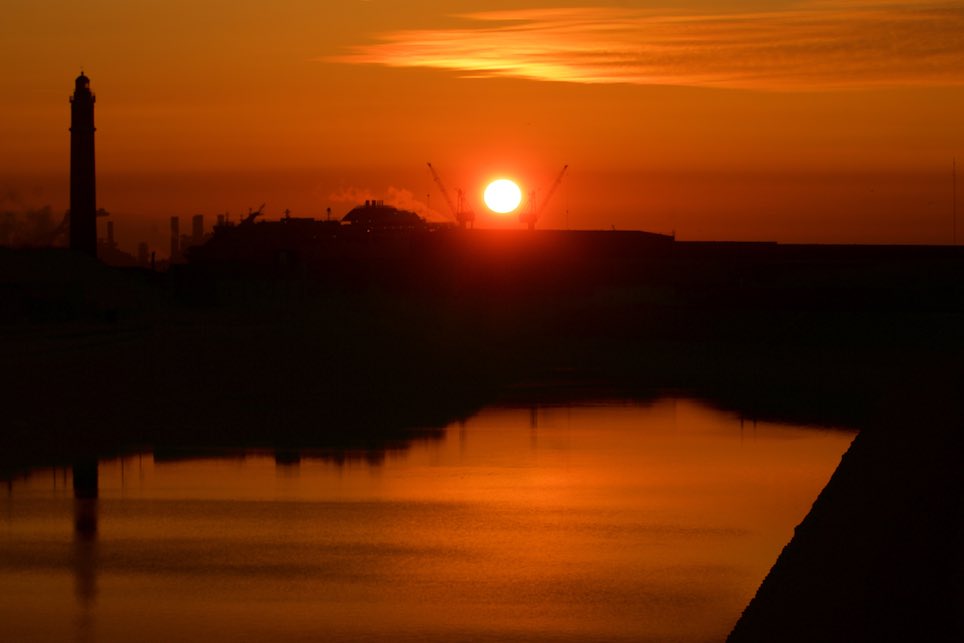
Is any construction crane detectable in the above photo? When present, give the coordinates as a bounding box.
[427,162,474,229]
[520,165,568,231]
[241,203,266,225]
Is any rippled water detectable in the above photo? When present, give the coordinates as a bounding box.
[0,399,855,642]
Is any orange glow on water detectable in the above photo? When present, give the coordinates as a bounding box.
[0,400,855,642]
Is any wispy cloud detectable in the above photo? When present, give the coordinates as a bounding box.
[327,2,964,90]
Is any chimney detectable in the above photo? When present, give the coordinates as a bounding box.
[69,72,97,256]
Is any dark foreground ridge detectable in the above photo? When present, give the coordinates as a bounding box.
[727,392,963,642]
[3,231,964,640]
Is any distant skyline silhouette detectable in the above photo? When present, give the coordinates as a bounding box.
[1,2,962,253]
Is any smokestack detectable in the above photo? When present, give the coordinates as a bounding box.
[69,72,97,256]
[170,216,179,259]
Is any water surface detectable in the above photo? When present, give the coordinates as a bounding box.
[0,399,855,642]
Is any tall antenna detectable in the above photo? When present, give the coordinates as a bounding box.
[954,157,957,245]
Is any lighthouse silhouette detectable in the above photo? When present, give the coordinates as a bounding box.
[70,72,97,256]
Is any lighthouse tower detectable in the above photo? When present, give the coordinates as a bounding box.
[70,72,97,256]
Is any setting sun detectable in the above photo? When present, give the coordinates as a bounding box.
[483,179,523,214]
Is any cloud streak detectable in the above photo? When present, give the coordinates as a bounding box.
[328,2,964,90]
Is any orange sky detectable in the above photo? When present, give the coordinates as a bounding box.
[2,1,963,252]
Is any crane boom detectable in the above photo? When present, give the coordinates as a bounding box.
[521,164,568,231]
[538,165,568,219]
[427,163,458,219]
[427,163,474,228]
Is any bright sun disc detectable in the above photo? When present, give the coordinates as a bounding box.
[484,179,523,214]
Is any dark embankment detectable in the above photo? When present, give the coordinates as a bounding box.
[3,237,964,640]
[727,391,963,642]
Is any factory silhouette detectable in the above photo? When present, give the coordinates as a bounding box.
[61,71,964,307]
[66,72,674,276]
[65,72,681,289]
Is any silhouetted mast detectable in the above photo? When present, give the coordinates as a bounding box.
[521,164,568,231]
[954,158,958,245]
[427,163,474,229]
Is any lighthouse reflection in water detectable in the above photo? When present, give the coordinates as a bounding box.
[0,400,855,642]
